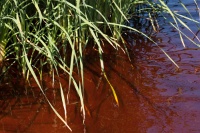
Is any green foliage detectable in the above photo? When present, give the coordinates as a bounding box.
[0,0,199,131]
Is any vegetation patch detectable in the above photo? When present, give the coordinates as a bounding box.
[0,0,199,131]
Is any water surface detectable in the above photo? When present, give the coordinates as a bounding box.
[0,0,200,132]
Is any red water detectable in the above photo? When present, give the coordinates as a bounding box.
[0,0,200,133]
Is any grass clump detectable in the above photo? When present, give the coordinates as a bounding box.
[0,0,199,131]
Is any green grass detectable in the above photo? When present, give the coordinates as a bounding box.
[0,0,199,131]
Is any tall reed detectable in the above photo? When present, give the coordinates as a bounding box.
[0,0,199,131]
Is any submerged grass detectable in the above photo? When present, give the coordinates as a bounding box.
[0,0,199,131]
